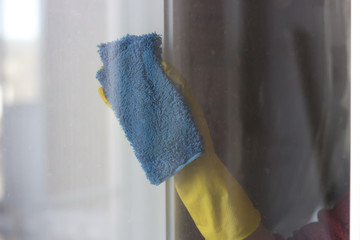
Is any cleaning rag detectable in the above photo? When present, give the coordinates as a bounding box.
[96,33,204,185]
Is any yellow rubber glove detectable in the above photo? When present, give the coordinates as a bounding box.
[162,62,261,240]
[98,62,261,240]
[98,87,112,108]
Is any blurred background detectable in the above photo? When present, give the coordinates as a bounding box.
[0,0,166,239]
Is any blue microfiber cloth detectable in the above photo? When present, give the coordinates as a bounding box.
[96,33,204,185]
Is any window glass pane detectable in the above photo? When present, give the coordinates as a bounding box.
[0,0,165,239]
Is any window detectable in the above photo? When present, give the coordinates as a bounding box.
[0,0,165,239]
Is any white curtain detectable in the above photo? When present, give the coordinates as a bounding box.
[0,0,165,239]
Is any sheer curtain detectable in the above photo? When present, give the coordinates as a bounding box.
[0,0,165,239]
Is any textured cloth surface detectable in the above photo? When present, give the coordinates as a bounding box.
[96,33,204,185]
[274,191,349,240]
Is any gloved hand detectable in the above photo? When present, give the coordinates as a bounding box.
[98,61,261,240]
[162,62,261,240]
